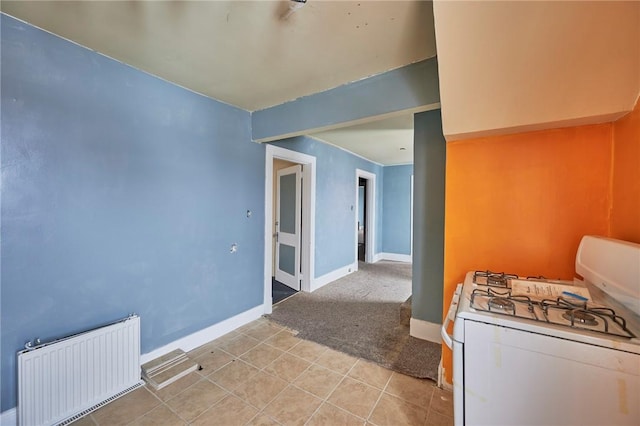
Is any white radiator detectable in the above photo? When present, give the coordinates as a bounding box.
[17,315,143,426]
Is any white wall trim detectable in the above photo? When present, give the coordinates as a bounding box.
[140,305,263,365]
[265,145,316,314]
[311,263,356,292]
[1,408,16,426]
[409,317,442,343]
[355,169,376,269]
[375,252,412,263]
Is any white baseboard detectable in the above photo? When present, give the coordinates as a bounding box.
[409,317,442,343]
[311,263,355,292]
[140,305,263,365]
[375,252,412,263]
[0,408,16,426]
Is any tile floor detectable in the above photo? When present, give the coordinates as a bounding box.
[74,318,453,426]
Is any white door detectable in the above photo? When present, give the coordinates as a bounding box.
[275,165,302,290]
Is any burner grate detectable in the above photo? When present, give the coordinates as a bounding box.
[473,270,518,287]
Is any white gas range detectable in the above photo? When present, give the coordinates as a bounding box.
[442,236,640,426]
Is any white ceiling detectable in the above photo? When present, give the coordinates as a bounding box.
[310,114,414,165]
[434,0,640,141]
[1,0,436,112]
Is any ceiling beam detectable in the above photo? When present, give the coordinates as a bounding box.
[251,58,440,143]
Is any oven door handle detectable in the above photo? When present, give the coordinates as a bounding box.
[441,283,463,349]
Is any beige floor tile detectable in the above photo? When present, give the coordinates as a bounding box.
[71,414,96,425]
[129,404,186,426]
[425,409,454,426]
[315,348,358,374]
[209,359,260,391]
[263,385,322,426]
[293,364,343,399]
[233,371,288,409]
[287,340,327,362]
[193,347,234,375]
[92,387,160,426]
[240,343,285,369]
[221,334,261,356]
[165,379,228,422]
[147,371,201,402]
[189,331,240,358]
[264,330,301,351]
[430,387,454,417]
[264,352,311,382]
[236,320,261,333]
[368,393,427,426]
[246,413,281,425]
[307,403,366,426]
[328,377,381,419]
[384,372,434,407]
[347,360,393,390]
[191,394,258,426]
[188,341,219,359]
[243,321,284,341]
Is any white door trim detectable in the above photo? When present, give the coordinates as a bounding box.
[264,145,316,314]
[354,169,376,269]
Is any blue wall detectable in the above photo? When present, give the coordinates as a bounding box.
[1,15,265,411]
[412,110,446,323]
[270,137,383,277]
[382,165,413,255]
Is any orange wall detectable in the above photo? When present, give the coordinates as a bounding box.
[611,100,640,242]
[442,123,613,382]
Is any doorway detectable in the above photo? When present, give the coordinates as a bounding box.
[357,178,367,262]
[355,169,376,268]
[264,145,316,314]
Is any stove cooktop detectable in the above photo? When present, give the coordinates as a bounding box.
[466,270,638,339]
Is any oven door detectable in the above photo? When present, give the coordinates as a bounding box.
[463,320,640,425]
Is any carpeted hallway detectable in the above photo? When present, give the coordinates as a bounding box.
[267,261,440,382]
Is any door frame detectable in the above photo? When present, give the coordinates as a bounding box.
[354,169,376,268]
[264,145,316,314]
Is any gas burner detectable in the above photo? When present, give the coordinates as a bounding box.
[489,297,515,311]
[474,270,518,287]
[562,310,598,326]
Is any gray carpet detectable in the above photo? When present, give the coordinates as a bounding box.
[267,261,440,381]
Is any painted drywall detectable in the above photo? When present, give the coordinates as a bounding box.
[611,99,640,243]
[433,1,640,140]
[1,14,264,411]
[252,58,440,142]
[382,165,413,255]
[412,110,445,324]
[269,137,383,277]
[442,122,613,383]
